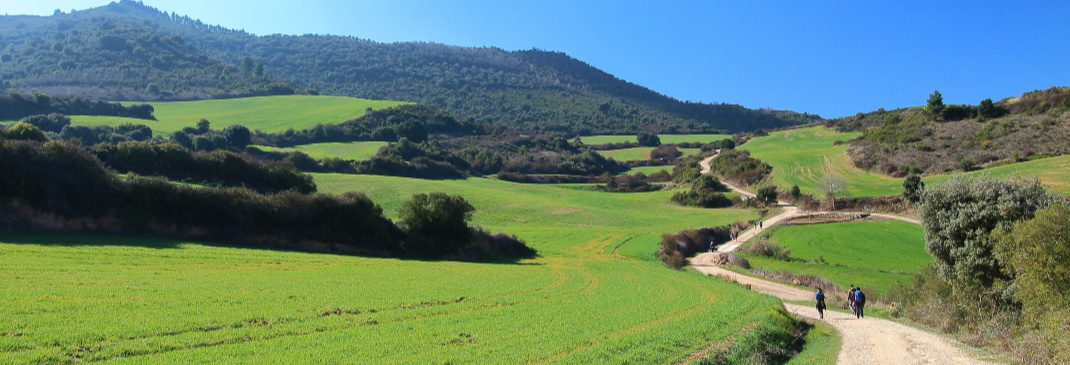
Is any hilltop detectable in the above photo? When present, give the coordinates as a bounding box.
[0,0,820,134]
[825,87,1070,177]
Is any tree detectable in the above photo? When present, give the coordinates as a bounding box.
[241,57,254,75]
[4,122,47,142]
[399,193,475,254]
[254,62,264,78]
[978,98,998,119]
[223,124,251,149]
[756,186,778,205]
[994,204,1070,362]
[918,174,1054,288]
[637,132,660,147]
[903,174,924,203]
[789,185,801,201]
[927,90,945,120]
[196,119,211,134]
[817,174,847,210]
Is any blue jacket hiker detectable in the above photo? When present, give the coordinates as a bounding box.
[854,289,866,319]
[815,288,826,319]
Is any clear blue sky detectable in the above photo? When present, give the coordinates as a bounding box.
[7,1,1069,118]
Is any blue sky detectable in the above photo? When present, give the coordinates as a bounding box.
[7,1,1069,118]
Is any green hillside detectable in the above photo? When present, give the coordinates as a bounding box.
[739,220,929,295]
[253,141,389,161]
[740,127,903,198]
[581,134,733,145]
[739,126,1070,198]
[69,95,408,134]
[0,174,790,363]
[0,1,820,134]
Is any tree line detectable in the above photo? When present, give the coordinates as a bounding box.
[0,124,535,261]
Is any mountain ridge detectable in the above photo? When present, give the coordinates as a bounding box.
[0,0,821,134]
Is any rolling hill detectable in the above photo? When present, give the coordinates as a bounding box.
[0,0,820,135]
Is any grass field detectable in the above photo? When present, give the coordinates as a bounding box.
[66,95,408,134]
[598,147,702,163]
[738,220,929,296]
[739,127,904,198]
[580,134,732,145]
[740,126,1070,198]
[928,154,1070,196]
[251,142,388,161]
[625,165,672,175]
[0,175,796,363]
[598,147,652,162]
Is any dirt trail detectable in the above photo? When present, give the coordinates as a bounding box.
[693,152,990,364]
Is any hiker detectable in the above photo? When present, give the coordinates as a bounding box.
[759,221,763,230]
[855,288,866,319]
[815,288,826,319]
[847,285,856,315]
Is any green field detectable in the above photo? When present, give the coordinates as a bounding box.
[625,165,672,175]
[0,175,797,363]
[598,147,702,163]
[581,134,732,145]
[739,127,904,198]
[738,220,929,295]
[251,141,388,161]
[598,147,653,162]
[930,155,1070,196]
[67,95,408,134]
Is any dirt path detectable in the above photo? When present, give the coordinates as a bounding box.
[693,153,989,364]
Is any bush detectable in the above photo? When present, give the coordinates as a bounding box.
[744,239,791,260]
[399,192,475,257]
[637,132,660,146]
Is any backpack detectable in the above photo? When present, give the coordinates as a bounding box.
[855,290,866,303]
[816,292,825,301]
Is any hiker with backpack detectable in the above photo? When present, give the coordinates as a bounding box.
[854,288,866,318]
[815,288,826,319]
[847,285,856,315]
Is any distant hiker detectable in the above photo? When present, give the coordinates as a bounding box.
[815,288,826,319]
[759,221,763,230]
[847,285,856,314]
[854,289,866,319]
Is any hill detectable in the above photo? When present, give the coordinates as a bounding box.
[0,0,820,135]
[826,87,1070,177]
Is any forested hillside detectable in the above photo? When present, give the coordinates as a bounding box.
[0,7,297,101]
[0,0,820,134]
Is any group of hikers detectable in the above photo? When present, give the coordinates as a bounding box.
[814,285,866,319]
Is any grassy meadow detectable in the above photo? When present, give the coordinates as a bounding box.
[598,147,701,164]
[737,220,929,295]
[0,174,795,363]
[931,154,1070,196]
[580,134,732,145]
[68,95,408,134]
[739,127,904,198]
[252,141,388,161]
[739,126,1070,198]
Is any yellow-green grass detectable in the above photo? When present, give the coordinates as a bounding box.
[598,147,652,162]
[925,155,1070,196]
[599,147,702,164]
[739,127,904,198]
[0,175,788,363]
[786,321,841,365]
[66,95,408,134]
[626,165,672,175]
[251,141,388,161]
[581,134,732,145]
[738,220,929,296]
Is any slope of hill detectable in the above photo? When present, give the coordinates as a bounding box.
[0,0,821,134]
[0,8,297,100]
[827,87,1070,176]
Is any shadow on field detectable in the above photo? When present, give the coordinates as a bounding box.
[0,229,543,265]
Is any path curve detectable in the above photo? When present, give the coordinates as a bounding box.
[693,152,988,364]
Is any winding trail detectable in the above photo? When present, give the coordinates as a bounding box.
[692,154,991,364]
